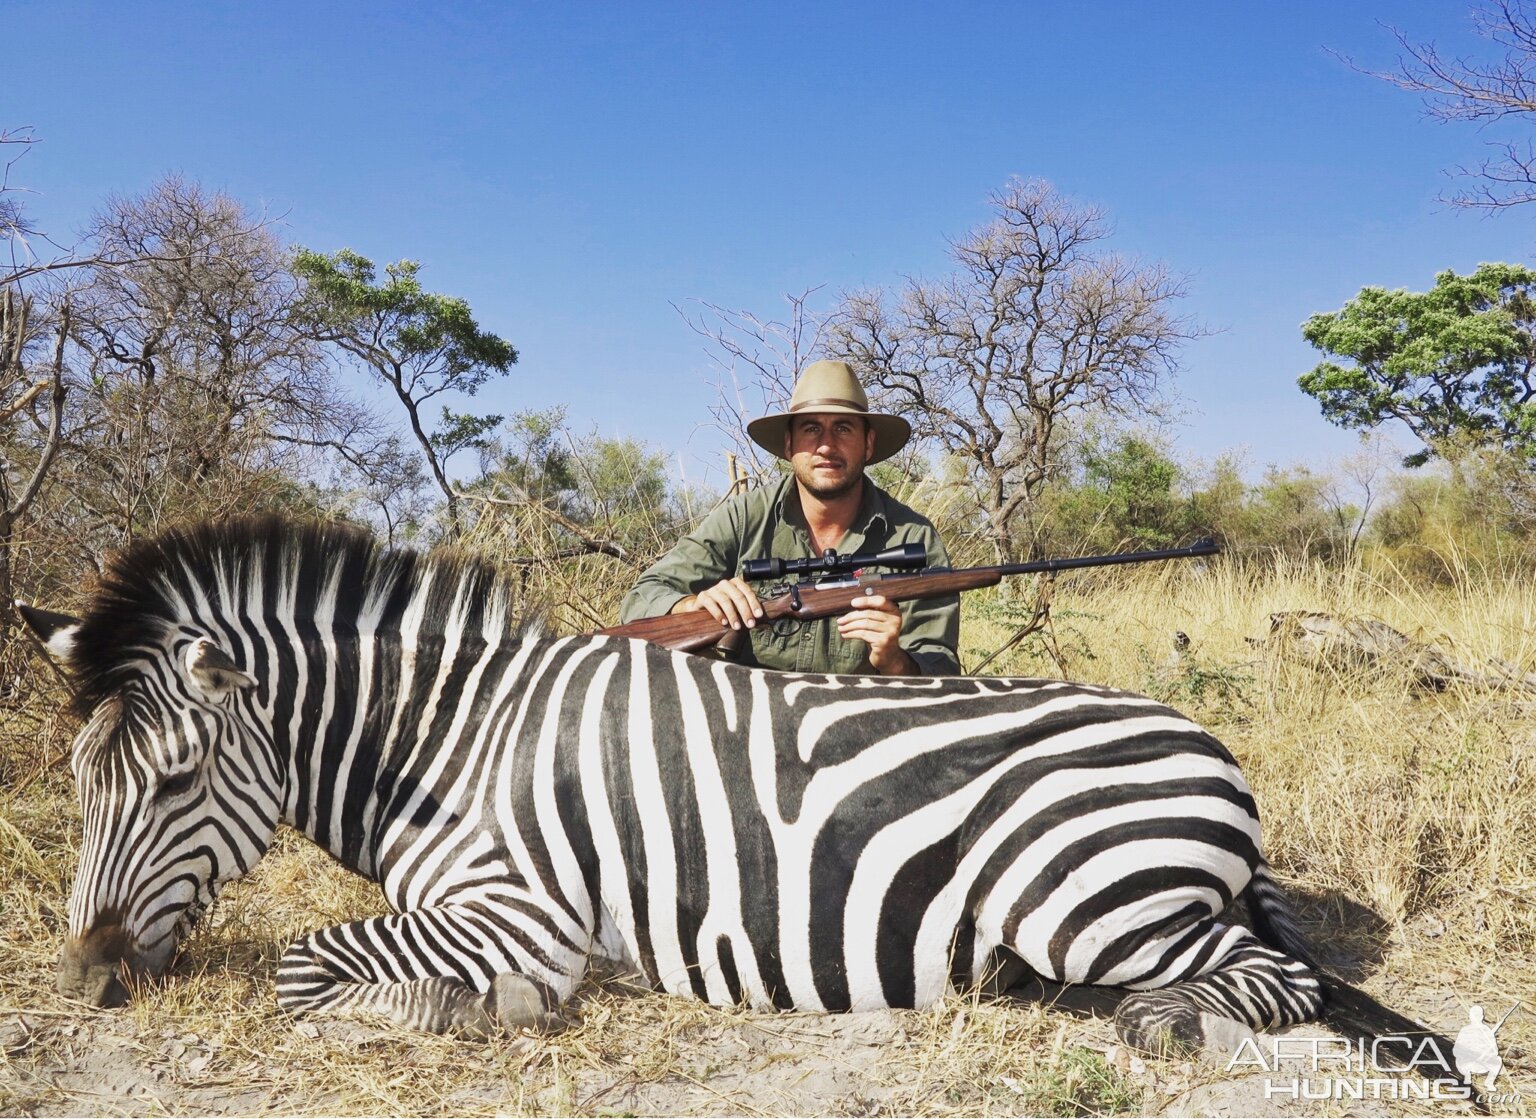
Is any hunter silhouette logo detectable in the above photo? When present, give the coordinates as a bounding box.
[1454,1003,1518,1090]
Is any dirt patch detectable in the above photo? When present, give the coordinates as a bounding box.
[3,971,1530,1117]
[5,1016,278,1116]
[1,997,1125,1117]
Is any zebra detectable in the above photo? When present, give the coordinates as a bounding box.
[20,518,1459,1078]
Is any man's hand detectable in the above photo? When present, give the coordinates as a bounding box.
[673,577,764,630]
[839,593,917,676]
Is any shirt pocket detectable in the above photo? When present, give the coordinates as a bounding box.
[830,629,872,675]
[749,620,798,670]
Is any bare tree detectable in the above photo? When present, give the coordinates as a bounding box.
[676,289,828,480]
[0,289,66,634]
[49,178,384,549]
[3,129,279,291]
[829,178,1195,560]
[1322,432,1401,555]
[1365,1,1536,209]
[293,432,434,545]
[1,127,40,269]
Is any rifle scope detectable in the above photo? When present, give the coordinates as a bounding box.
[742,543,927,581]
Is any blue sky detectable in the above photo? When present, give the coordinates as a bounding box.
[7,1,1530,490]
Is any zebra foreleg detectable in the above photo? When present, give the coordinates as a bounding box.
[275,907,579,1037]
[1114,933,1323,1058]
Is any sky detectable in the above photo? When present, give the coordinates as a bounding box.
[6,0,1532,492]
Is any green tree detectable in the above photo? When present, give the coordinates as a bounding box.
[485,407,579,508]
[294,248,517,536]
[1239,466,1355,560]
[1367,446,1536,578]
[1035,432,1188,553]
[1299,263,1536,466]
[1077,434,1185,549]
[1185,454,1248,548]
[469,411,683,562]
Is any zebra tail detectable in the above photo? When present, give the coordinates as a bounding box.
[1242,862,1483,1111]
[1241,860,1323,971]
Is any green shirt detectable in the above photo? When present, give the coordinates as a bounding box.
[619,475,961,675]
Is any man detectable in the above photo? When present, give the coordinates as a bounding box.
[619,360,960,676]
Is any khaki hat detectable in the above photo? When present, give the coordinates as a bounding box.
[746,360,912,465]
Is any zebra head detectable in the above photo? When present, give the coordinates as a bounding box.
[21,603,281,1008]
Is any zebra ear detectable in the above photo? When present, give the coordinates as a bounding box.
[16,601,82,663]
[186,638,256,698]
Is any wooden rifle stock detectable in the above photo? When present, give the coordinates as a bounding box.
[597,539,1219,654]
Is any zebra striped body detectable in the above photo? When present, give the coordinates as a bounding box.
[32,519,1433,1058]
[295,644,1264,1013]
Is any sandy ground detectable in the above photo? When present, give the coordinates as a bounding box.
[3,966,1530,1117]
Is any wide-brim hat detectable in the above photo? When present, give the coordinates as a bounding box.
[745,360,911,465]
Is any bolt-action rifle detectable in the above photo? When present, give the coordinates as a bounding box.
[598,538,1221,655]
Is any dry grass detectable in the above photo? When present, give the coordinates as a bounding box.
[968,556,1536,951]
[1,554,1533,1115]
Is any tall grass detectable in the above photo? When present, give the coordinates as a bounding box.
[968,552,1536,964]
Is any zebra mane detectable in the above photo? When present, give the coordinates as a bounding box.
[66,516,528,716]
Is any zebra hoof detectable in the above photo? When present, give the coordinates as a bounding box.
[1115,993,1258,1065]
[487,973,567,1034]
[1194,1013,1260,1064]
[1114,991,1204,1058]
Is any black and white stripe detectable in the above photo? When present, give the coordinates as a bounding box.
[40,518,1431,1054]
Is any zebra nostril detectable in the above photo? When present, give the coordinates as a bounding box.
[77,965,129,1007]
[99,972,130,1006]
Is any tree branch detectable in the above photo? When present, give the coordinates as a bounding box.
[13,305,68,522]
[455,488,636,563]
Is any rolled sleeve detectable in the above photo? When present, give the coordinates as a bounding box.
[618,502,744,624]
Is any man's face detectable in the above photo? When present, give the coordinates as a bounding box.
[785,413,876,501]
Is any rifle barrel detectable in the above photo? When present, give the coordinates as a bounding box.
[989,538,1219,578]
[597,538,1219,653]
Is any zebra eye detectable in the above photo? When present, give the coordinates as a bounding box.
[156,770,199,802]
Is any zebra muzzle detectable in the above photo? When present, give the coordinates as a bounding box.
[57,924,146,1007]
